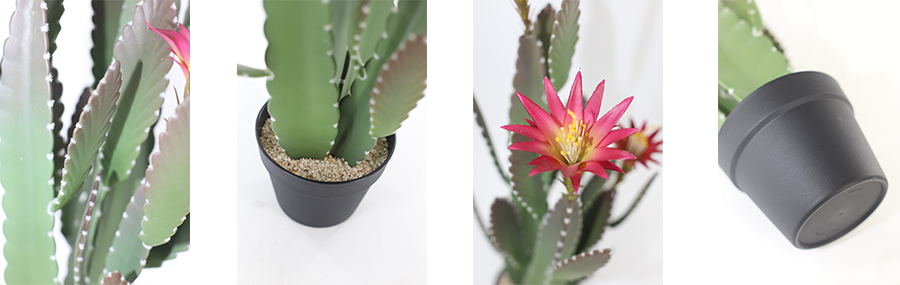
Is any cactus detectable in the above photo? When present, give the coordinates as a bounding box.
[718,0,789,126]
[240,0,427,166]
[473,0,663,283]
[0,0,190,284]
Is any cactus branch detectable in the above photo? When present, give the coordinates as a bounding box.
[369,34,426,138]
[0,0,59,282]
[101,0,176,185]
[264,0,339,160]
[547,0,579,91]
[473,96,509,184]
[73,173,101,284]
[549,248,611,282]
[140,97,190,247]
[53,61,122,210]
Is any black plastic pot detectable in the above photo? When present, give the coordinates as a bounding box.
[256,102,396,227]
[719,71,887,249]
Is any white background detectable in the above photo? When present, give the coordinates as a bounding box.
[0,1,192,284]
[665,1,900,284]
[2,1,894,284]
[234,2,427,284]
[473,0,663,284]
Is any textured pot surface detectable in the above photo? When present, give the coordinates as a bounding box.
[256,102,396,227]
[718,71,887,249]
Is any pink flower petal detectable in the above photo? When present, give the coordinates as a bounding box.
[600,161,624,174]
[580,161,607,177]
[526,154,557,166]
[179,23,190,41]
[528,156,562,176]
[146,21,189,67]
[584,79,605,128]
[509,140,557,158]
[589,96,633,141]
[516,92,562,139]
[501,124,547,143]
[565,71,584,126]
[544,77,566,123]
[599,128,637,147]
[584,147,636,162]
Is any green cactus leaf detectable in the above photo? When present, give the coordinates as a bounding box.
[87,126,156,283]
[236,64,270,78]
[145,214,189,268]
[509,35,545,126]
[550,248,611,282]
[577,187,613,254]
[508,134,546,255]
[104,182,150,283]
[547,0,579,91]
[264,0,339,160]
[53,61,122,211]
[91,0,124,88]
[47,0,63,55]
[100,271,129,285]
[71,174,102,284]
[523,196,583,285]
[51,67,65,195]
[100,0,176,185]
[140,98,189,246]
[370,34,426,138]
[473,97,509,184]
[62,158,99,285]
[721,0,763,33]
[183,2,189,28]
[534,4,555,76]
[67,87,92,144]
[330,0,363,99]
[610,172,658,227]
[580,171,610,213]
[355,0,393,68]
[331,0,425,164]
[718,83,739,115]
[718,1,789,101]
[118,0,143,33]
[0,0,58,283]
[47,1,64,192]
[489,198,529,280]
[330,82,376,166]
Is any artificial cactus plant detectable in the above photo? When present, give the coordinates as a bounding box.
[238,0,427,167]
[718,0,789,129]
[0,0,190,284]
[474,0,663,283]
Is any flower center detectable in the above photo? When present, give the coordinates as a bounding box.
[555,110,587,165]
[625,129,650,159]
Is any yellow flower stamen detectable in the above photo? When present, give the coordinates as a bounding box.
[555,110,588,164]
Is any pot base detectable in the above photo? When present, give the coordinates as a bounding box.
[796,178,885,248]
[256,102,396,227]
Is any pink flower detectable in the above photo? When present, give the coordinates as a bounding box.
[616,120,662,170]
[502,72,636,194]
[147,22,190,94]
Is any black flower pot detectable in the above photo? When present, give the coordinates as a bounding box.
[256,102,396,227]
[719,71,887,249]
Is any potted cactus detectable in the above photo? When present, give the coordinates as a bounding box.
[474,0,663,283]
[237,0,426,227]
[718,0,886,249]
[0,0,190,284]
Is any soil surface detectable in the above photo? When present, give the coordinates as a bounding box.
[260,118,388,182]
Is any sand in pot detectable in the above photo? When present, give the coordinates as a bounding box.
[260,119,389,182]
